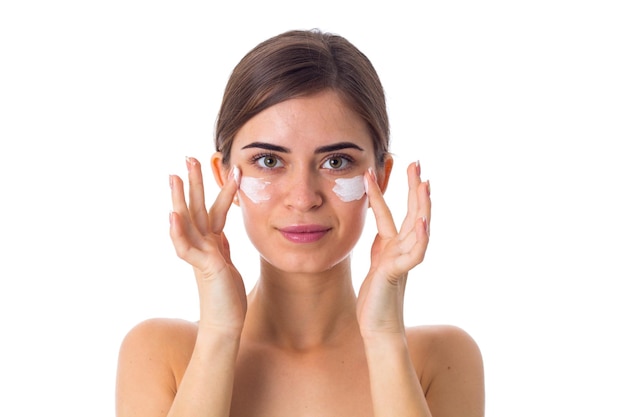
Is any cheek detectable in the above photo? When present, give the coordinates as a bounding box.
[337,198,369,253]
[239,176,272,204]
[239,175,368,206]
[332,175,366,202]
[238,197,270,254]
[237,177,272,245]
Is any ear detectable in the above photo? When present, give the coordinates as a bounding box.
[377,155,394,194]
[211,152,240,207]
[211,152,229,188]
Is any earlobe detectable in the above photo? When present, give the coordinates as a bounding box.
[211,152,228,188]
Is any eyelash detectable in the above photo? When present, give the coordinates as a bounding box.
[249,152,355,172]
[250,152,283,171]
[322,153,355,171]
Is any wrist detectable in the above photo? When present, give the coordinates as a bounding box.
[196,319,243,344]
[360,329,408,352]
[359,317,406,342]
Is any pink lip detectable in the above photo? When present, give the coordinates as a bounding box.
[278,225,331,243]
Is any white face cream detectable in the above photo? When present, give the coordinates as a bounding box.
[239,176,271,204]
[333,175,366,202]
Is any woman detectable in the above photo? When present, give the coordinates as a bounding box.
[116,29,484,417]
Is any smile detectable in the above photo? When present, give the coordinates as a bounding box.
[278,225,332,244]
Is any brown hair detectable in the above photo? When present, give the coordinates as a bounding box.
[215,29,389,167]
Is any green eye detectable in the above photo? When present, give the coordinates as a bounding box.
[263,156,278,167]
[254,154,283,169]
[322,155,351,170]
[328,157,343,168]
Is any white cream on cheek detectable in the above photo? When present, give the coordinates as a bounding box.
[333,175,366,202]
[239,174,365,204]
[239,176,272,204]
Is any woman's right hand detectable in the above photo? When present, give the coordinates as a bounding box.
[169,157,246,338]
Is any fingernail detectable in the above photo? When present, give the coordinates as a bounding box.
[422,215,429,236]
[426,180,431,196]
[185,156,192,171]
[415,160,421,176]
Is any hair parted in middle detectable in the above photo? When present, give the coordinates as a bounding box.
[215,29,390,168]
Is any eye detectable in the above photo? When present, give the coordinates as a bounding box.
[253,153,284,169]
[322,155,353,170]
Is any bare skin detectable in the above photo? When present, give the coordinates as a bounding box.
[118,319,483,417]
[116,91,484,417]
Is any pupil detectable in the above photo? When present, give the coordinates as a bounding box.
[265,156,276,167]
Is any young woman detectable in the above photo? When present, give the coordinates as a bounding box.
[116,29,484,417]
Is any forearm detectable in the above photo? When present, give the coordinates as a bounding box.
[167,326,240,417]
[363,334,432,417]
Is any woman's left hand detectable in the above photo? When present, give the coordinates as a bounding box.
[356,162,431,339]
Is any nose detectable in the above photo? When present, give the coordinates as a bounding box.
[282,167,323,212]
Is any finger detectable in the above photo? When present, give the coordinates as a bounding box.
[221,232,233,264]
[397,219,428,254]
[408,221,429,265]
[186,157,210,235]
[170,174,205,247]
[421,180,431,237]
[365,167,397,238]
[393,241,428,274]
[399,162,421,235]
[207,166,240,234]
[400,162,432,236]
[416,162,431,237]
[169,211,226,272]
[393,221,429,274]
[170,174,191,223]
[399,161,425,238]
[408,161,423,215]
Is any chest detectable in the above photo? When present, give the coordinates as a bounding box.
[229,346,374,417]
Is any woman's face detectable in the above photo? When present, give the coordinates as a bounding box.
[217,90,386,274]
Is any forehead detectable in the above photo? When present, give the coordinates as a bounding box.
[232,90,373,152]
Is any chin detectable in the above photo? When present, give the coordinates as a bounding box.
[258,250,353,275]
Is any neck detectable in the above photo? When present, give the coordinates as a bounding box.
[243,257,360,351]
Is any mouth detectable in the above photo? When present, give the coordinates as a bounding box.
[278,225,332,244]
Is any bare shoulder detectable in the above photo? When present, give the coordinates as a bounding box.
[118,317,198,381]
[116,318,198,417]
[120,317,198,352]
[406,325,485,417]
[406,324,482,364]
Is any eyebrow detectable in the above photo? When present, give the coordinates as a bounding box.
[241,142,290,153]
[241,141,364,154]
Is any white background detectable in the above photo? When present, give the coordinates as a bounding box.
[1,1,624,415]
